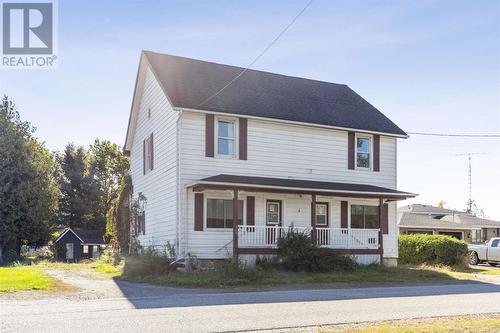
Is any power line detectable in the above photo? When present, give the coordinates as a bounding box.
[195,0,314,109]
[407,132,500,138]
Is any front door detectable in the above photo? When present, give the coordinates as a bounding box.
[66,243,74,260]
[315,203,329,245]
[266,200,281,245]
[92,246,99,259]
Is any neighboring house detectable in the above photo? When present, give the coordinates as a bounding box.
[123,51,416,266]
[54,228,105,261]
[398,204,500,243]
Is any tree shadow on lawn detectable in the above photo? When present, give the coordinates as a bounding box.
[110,260,500,309]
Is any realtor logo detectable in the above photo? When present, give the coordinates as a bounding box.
[1,0,58,68]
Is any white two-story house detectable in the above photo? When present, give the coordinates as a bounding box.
[123,51,416,266]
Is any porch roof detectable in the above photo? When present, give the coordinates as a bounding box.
[188,174,417,200]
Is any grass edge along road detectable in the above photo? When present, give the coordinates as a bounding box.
[320,314,500,333]
[0,266,55,292]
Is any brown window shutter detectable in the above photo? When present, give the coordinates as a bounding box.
[381,203,389,234]
[194,193,204,231]
[340,201,348,228]
[205,114,214,157]
[149,133,154,170]
[373,134,380,172]
[246,196,255,226]
[348,132,355,169]
[142,139,146,175]
[142,212,146,235]
[311,202,314,226]
[239,118,247,160]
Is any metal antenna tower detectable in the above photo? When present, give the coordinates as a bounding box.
[452,153,487,213]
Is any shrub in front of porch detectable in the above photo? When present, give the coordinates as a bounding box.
[276,228,357,272]
[308,247,357,273]
[122,247,173,279]
[399,234,468,266]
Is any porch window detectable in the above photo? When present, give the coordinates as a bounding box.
[207,199,243,229]
[217,120,236,156]
[83,245,89,254]
[356,137,371,168]
[315,203,328,226]
[351,205,379,229]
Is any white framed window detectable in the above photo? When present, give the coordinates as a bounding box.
[143,133,154,173]
[83,245,89,254]
[315,203,328,226]
[216,118,237,157]
[206,198,243,229]
[351,204,379,229]
[145,136,153,170]
[356,135,371,169]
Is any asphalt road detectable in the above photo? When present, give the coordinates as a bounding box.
[2,281,500,332]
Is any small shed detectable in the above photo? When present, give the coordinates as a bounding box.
[54,228,105,262]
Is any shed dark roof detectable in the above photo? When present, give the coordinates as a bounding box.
[144,51,407,137]
[194,174,415,198]
[75,229,105,244]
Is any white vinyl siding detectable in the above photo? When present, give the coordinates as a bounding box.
[180,111,396,188]
[179,111,398,259]
[130,66,178,249]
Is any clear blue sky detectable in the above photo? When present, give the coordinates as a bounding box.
[2,0,499,218]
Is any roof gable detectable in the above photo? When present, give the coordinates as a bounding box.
[124,50,408,151]
[54,228,105,244]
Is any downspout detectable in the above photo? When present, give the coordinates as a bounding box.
[176,109,183,259]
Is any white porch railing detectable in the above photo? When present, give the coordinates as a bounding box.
[315,227,379,249]
[237,226,379,249]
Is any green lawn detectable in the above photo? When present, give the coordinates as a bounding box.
[327,315,500,333]
[118,258,500,289]
[0,266,56,292]
[18,257,500,291]
[120,264,455,289]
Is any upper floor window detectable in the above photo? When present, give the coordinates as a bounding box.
[143,133,154,174]
[217,119,236,157]
[356,136,371,169]
[351,205,379,229]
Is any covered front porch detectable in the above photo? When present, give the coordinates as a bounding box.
[188,174,416,264]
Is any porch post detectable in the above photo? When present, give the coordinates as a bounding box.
[233,188,239,261]
[378,197,384,265]
[311,193,317,245]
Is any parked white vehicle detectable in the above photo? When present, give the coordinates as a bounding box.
[468,238,500,265]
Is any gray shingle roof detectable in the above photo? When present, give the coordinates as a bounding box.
[398,213,469,230]
[398,204,459,214]
[144,51,407,137]
[398,209,500,230]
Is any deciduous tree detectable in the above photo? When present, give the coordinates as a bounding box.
[0,96,59,263]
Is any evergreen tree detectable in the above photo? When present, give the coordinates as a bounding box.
[57,144,99,230]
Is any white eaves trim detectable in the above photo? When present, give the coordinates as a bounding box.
[186,180,417,198]
[175,107,410,139]
[54,228,84,243]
